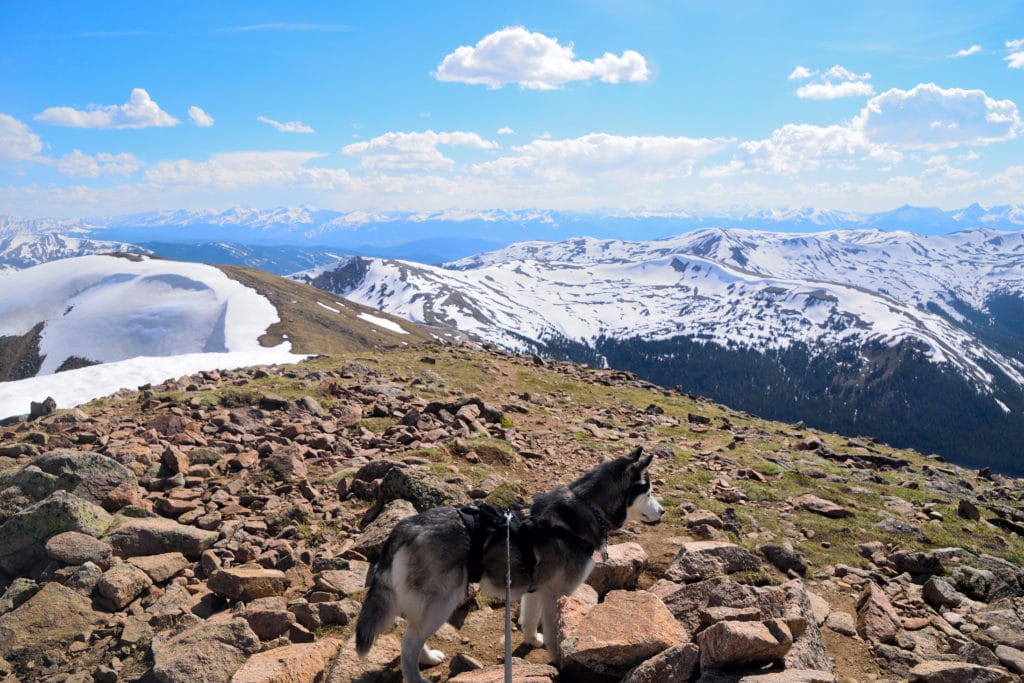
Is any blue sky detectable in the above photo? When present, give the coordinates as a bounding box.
[1,0,1023,218]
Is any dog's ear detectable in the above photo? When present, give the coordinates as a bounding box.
[626,446,644,461]
[636,454,654,471]
[626,447,653,472]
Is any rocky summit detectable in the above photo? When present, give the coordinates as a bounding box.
[3,343,1024,682]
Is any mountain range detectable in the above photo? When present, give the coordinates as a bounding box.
[6,204,1024,472]
[4,203,1024,267]
[297,226,1024,474]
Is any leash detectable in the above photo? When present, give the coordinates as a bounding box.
[504,509,513,683]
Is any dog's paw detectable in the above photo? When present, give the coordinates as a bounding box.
[419,647,445,666]
[523,632,544,648]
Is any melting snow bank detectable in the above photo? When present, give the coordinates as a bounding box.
[357,312,408,334]
[0,348,307,420]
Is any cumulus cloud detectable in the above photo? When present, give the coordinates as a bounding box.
[145,151,343,189]
[953,45,983,58]
[257,116,315,133]
[434,26,650,90]
[714,123,900,175]
[788,66,816,80]
[794,64,874,99]
[1007,38,1024,69]
[497,126,515,135]
[55,150,141,177]
[342,130,498,172]
[34,88,179,129]
[0,113,43,161]
[855,83,1021,148]
[473,133,731,180]
[188,106,214,127]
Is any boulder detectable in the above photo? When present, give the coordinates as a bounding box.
[352,499,417,562]
[908,660,1012,683]
[791,494,853,518]
[586,542,648,596]
[264,445,309,482]
[0,490,113,575]
[0,582,102,660]
[230,639,341,683]
[104,516,218,558]
[208,565,289,602]
[45,530,114,569]
[449,661,559,682]
[235,597,296,641]
[152,617,261,683]
[325,635,402,683]
[665,542,762,583]
[561,590,685,683]
[129,552,190,583]
[28,449,137,505]
[856,582,902,644]
[995,644,1024,675]
[697,619,793,671]
[96,562,153,610]
[922,577,963,609]
[621,643,699,683]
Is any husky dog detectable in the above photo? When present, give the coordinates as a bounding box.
[355,446,664,683]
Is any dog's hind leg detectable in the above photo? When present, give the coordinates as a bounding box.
[518,591,544,648]
[540,592,562,666]
[399,585,464,682]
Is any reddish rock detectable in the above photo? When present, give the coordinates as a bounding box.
[128,552,189,583]
[697,618,794,671]
[231,638,340,683]
[792,494,853,519]
[856,582,902,644]
[621,643,699,683]
[96,562,153,610]
[208,565,290,602]
[561,590,685,683]
[587,542,648,596]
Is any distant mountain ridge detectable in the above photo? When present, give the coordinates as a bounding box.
[296,227,1024,473]
[3,203,1024,268]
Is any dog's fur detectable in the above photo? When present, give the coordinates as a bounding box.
[355,447,664,683]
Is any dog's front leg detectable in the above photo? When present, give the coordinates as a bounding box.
[519,592,544,648]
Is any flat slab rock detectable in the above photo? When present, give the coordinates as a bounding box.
[908,660,1013,683]
[326,635,402,683]
[791,494,853,519]
[665,541,762,583]
[561,589,685,683]
[231,638,342,683]
[208,565,289,602]
[449,661,559,683]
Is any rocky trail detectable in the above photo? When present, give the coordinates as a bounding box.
[3,344,1024,682]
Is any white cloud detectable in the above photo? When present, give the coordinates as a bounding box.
[719,123,900,175]
[188,106,215,127]
[796,81,876,99]
[855,83,1021,148]
[342,130,498,172]
[497,127,515,135]
[0,114,43,161]
[1007,38,1024,69]
[145,151,341,189]
[788,66,815,80]
[256,116,315,134]
[34,88,179,129]
[953,45,983,58]
[473,133,731,180]
[794,64,874,99]
[55,150,140,177]
[434,26,650,90]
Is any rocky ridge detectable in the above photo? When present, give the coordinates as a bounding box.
[1,345,1024,682]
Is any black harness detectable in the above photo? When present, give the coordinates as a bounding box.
[456,501,607,584]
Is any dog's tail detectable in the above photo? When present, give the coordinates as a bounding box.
[355,550,397,658]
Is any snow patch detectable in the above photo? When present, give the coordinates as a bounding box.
[357,312,408,334]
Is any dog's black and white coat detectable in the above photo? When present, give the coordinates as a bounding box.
[355,447,664,683]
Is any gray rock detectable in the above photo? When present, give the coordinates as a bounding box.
[908,660,1011,682]
[0,490,113,575]
[622,643,699,683]
[922,577,963,609]
[352,499,417,562]
[665,541,762,583]
[0,582,102,660]
[45,530,114,569]
[28,449,137,505]
[207,565,289,602]
[104,516,218,558]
